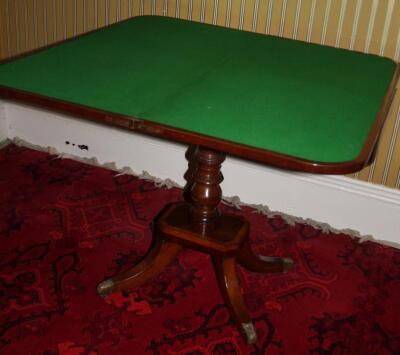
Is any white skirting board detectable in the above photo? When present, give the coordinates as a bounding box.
[2,100,400,246]
[0,100,8,141]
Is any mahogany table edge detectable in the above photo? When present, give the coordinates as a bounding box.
[0,15,398,175]
[1,62,399,175]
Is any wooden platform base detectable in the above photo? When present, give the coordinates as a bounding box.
[97,202,293,344]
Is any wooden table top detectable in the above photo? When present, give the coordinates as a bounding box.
[0,16,398,173]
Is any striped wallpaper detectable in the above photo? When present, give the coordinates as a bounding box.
[0,0,400,189]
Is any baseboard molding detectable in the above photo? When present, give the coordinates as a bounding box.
[0,99,8,141]
[2,100,400,246]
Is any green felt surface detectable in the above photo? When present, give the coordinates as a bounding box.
[0,16,396,163]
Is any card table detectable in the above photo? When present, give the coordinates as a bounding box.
[0,16,398,343]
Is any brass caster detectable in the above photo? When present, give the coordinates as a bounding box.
[241,322,258,344]
[258,255,294,273]
[97,279,115,297]
[282,257,294,272]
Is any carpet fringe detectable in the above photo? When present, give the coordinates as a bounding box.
[9,136,400,249]
[0,138,11,148]
[11,137,180,189]
[222,196,382,244]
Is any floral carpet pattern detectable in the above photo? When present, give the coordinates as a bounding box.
[0,144,399,354]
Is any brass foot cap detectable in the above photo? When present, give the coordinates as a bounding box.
[282,257,294,272]
[241,322,258,344]
[97,279,115,297]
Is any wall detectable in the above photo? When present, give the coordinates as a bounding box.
[0,0,400,190]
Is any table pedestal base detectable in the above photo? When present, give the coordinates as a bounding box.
[97,202,293,344]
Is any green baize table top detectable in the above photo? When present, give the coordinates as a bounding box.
[0,16,396,163]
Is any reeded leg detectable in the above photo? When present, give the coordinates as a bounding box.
[97,237,182,297]
[212,256,258,344]
[237,241,294,274]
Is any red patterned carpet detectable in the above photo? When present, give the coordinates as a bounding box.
[1,143,400,355]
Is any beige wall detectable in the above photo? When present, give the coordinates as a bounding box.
[1,0,400,189]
